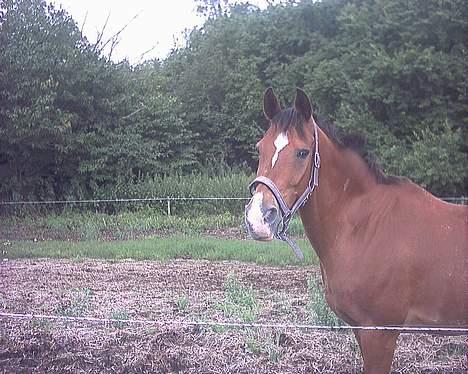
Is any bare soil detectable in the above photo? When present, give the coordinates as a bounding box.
[0,259,466,373]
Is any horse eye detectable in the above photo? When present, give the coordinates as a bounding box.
[297,149,310,159]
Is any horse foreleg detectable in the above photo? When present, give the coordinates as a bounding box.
[353,330,399,374]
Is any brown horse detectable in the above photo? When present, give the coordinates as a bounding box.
[245,88,468,373]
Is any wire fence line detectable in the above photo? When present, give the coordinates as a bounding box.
[0,196,250,215]
[1,196,466,216]
[0,197,249,205]
[1,312,467,334]
[0,196,466,206]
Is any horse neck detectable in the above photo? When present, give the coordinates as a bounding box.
[300,127,378,265]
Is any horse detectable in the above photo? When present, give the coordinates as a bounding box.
[244,88,468,373]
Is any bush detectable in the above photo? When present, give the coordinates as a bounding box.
[92,167,254,215]
[382,123,466,196]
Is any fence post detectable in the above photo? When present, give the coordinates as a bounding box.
[167,198,171,216]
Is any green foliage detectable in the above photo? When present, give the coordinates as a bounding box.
[244,329,283,363]
[1,0,466,201]
[175,295,190,313]
[110,309,130,328]
[5,236,319,266]
[382,123,466,195]
[216,274,259,322]
[55,288,93,317]
[0,0,93,199]
[95,167,254,215]
[163,0,468,196]
[0,0,197,201]
[307,276,341,326]
[37,210,242,237]
[108,62,198,177]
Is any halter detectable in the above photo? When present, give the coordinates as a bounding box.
[248,121,320,260]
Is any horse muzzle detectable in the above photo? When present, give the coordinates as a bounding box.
[244,192,281,241]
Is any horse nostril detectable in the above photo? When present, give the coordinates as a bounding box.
[264,207,278,225]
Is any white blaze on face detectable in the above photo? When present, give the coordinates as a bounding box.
[245,192,272,238]
[271,132,289,168]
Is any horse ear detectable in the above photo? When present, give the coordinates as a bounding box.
[294,88,312,120]
[263,87,281,121]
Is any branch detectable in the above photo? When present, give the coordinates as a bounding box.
[136,45,158,64]
[80,11,88,39]
[93,11,111,53]
[98,12,141,59]
[121,102,148,120]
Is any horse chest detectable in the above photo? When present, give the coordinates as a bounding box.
[319,263,362,323]
[319,249,386,325]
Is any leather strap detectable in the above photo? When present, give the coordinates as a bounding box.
[248,122,320,260]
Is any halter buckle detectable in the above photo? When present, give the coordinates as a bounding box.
[314,152,321,168]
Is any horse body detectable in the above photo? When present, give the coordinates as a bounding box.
[245,88,467,373]
[302,135,467,329]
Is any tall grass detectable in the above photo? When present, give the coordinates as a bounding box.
[41,210,243,239]
[3,208,307,241]
[1,169,254,216]
[94,168,254,215]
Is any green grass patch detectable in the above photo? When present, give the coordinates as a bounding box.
[4,236,318,266]
[31,210,243,238]
[307,276,342,326]
[55,288,93,317]
[216,274,259,322]
[174,295,190,313]
[109,309,130,328]
[244,329,283,363]
[42,210,242,232]
[3,209,306,240]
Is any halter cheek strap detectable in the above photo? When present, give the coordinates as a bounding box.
[248,122,320,260]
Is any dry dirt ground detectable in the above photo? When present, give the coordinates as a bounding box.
[0,259,466,373]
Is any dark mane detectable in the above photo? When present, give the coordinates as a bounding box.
[271,108,306,136]
[271,108,403,185]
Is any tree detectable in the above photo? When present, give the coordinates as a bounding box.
[103,62,198,178]
[1,0,466,199]
[382,123,466,196]
[0,0,95,199]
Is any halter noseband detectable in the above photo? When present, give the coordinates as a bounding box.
[248,122,320,260]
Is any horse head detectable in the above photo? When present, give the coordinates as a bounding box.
[245,88,319,249]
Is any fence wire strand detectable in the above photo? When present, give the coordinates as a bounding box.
[0,196,466,206]
[0,197,249,206]
[1,312,467,334]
